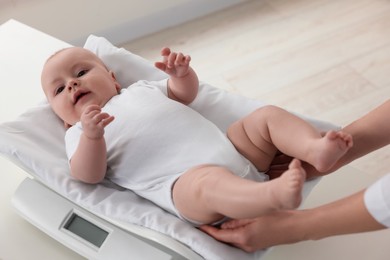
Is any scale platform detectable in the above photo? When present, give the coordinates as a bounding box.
[12,178,201,260]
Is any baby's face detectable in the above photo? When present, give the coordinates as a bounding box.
[41,47,120,126]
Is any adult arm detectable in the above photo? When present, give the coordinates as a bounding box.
[201,189,385,252]
[331,99,390,170]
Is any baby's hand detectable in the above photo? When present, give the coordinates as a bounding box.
[81,105,114,139]
[155,47,191,78]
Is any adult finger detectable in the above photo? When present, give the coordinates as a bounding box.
[200,225,252,252]
[220,218,255,229]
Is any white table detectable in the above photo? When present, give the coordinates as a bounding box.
[0,19,85,260]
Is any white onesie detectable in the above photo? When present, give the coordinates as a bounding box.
[65,79,267,218]
[364,173,390,227]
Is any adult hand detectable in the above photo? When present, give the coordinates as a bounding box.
[200,211,298,252]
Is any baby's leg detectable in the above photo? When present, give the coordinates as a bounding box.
[227,105,353,173]
[172,160,306,224]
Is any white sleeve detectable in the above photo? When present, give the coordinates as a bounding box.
[364,173,390,227]
[64,122,83,161]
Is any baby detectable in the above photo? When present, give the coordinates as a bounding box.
[41,47,352,225]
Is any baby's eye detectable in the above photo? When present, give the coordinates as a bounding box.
[77,70,88,77]
[55,86,65,95]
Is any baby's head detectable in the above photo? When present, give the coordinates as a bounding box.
[41,47,121,127]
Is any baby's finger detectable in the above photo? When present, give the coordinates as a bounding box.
[154,61,167,72]
[175,53,185,65]
[83,104,101,115]
[167,52,177,68]
[94,112,111,123]
[160,47,170,64]
[185,55,191,63]
[83,109,101,121]
[176,53,191,66]
[160,47,171,57]
[101,115,115,127]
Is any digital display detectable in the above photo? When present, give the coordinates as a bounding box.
[64,213,108,248]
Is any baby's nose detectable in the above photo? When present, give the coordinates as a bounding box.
[67,80,79,90]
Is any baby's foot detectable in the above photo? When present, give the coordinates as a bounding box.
[311,130,353,172]
[271,159,306,210]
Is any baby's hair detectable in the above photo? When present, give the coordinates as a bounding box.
[45,47,70,64]
[44,47,110,71]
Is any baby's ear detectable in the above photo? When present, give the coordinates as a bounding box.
[109,71,121,93]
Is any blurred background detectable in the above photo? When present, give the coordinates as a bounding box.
[0,0,244,45]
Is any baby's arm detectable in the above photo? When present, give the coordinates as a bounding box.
[70,105,114,184]
[155,47,199,105]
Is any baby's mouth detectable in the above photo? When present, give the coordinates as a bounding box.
[73,90,90,104]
